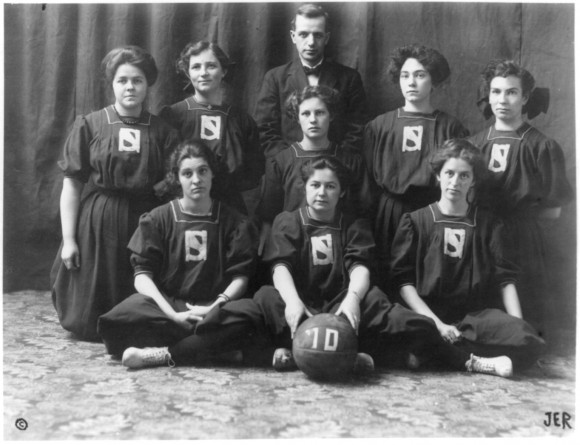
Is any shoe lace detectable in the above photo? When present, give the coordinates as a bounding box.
[467,354,493,373]
[144,348,175,368]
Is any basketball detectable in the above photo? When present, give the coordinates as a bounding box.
[292,313,358,381]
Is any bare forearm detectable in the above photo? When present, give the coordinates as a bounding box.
[400,285,444,327]
[347,265,370,300]
[134,273,178,319]
[502,283,522,318]
[272,265,303,307]
[60,178,84,243]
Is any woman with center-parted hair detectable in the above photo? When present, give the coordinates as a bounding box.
[363,44,469,289]
[97,140,260,368]
[390,139,546,376]
[51,45,179,341]
[159,41,264,214]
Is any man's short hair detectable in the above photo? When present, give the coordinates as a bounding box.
[290,3,330,32]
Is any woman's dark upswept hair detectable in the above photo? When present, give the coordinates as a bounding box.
[387,44,451,87]
[101,45,158,86]
[285,85,340,122]
[176,41,230,77]
[300,155,351,194]
[431,139,487,201]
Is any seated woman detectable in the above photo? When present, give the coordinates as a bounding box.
[253,155,511,376]
[256,85,374,227]
[390,139,546,374]
[97,140,259,368]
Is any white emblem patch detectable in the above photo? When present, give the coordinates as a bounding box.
[118,128,141,153]
[185,230,208,262]
[311,234,334,266]
[488,143,510,173]
[402,126,423,152]
[200,115,221,141]
[444,228,465,259]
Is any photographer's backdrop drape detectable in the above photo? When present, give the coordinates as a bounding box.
[3,2,576,328]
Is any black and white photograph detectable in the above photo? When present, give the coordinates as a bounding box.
[2,0,577,440]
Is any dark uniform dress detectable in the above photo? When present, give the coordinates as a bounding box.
[160,97,264,214]
[390,203,545,367]
[50,106,179,340]
[469,123,573,331]
[97,199,259,357]
[252,207,448,364]
[256,141,374,222]
[364,108,469,285]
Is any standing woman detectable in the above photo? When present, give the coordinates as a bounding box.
[469,59,573,334]
[51,46,179,341]
[160,41,264,214]
[364,45,469,288]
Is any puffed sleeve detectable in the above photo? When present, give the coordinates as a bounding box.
[343,150,377,219]
[158,104,180,130]
[488,217,520,288]
[231,112,265,191]
[58,115,93,183]
[262,211,301,275]
[536,138,574,208]
[256,155,285,222]
[153,121,182,202]
[343,217,375,274]
[128,211,165,278]
[362,121,377,179]
[224,213,259,280]
[390,213,419,289]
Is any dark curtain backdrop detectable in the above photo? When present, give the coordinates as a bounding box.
[3,2,576,325]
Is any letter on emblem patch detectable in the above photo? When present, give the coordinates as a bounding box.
[402,126,423,152]
[185,230,208,262]
[444,228,465,258]
[200,115,221,141]
[311,234,334,265]
[488,143,510,172]
[118,128,141,153]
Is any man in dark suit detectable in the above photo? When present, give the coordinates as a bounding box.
[255,3,367,157]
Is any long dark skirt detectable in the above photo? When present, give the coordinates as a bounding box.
[51,188,158,341]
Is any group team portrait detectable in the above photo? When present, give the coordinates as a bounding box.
[3,0,577,440]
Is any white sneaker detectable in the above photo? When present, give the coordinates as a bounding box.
[272,348,297,371]
[122,347,175,369]
[465,354,513,378]
[353,352,375,374]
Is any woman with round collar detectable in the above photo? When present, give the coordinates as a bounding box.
[51,46,179,340]
[469,59,573,336]
[364,44,469,290]
[160,41,264,214]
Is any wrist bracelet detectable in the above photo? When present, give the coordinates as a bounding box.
[218,293,231,304]
[348,290,361,301]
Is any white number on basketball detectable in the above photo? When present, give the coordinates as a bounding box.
[306,327,339,351]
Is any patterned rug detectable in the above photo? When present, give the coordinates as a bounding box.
[3,290,577,440]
